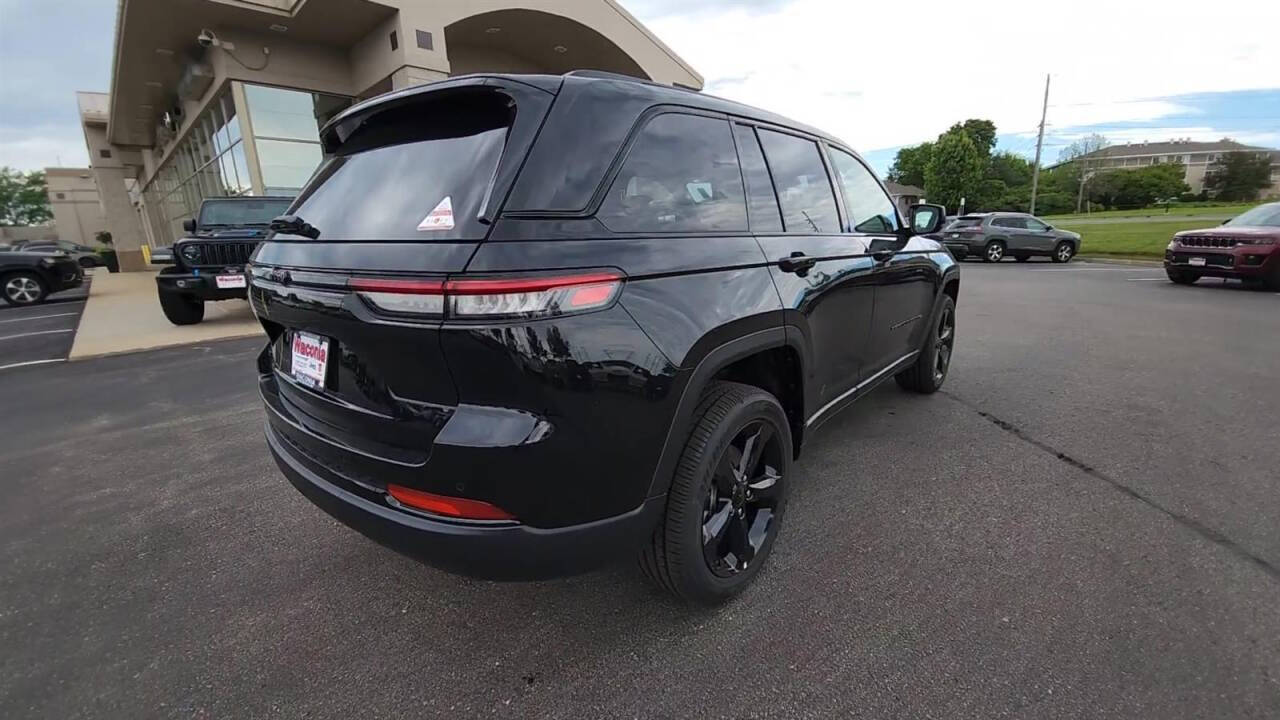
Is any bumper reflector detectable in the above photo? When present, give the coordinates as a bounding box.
[386,484,516,521]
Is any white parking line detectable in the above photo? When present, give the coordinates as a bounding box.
[1126,278,1165,281]
[0,329,75,341]
[0,358,66,371]
[0,312,79,324]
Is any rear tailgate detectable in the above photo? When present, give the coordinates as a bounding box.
[251,77,557,474]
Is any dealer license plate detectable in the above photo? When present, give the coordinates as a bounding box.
[216,273,247,289]
[1188,257,1206,267]
[291,331,330,389]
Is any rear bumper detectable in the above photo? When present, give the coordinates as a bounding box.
[265,420,665,580]
[156,270,247,301]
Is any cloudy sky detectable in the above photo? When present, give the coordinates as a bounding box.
[2,0,1278,174]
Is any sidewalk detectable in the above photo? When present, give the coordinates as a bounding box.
[69,270,262,360]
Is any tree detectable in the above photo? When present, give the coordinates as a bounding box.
[1204,152,1273,201]
[988,152,1033,188]
[1058,134,1110,212]
[924,130,984,213]
[0,168,53,226]
[887,142,933,188]
[1086,165,1188,209]
[951,119,997,157]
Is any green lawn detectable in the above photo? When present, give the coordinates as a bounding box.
[1061,219,1213,257]
[1043,203,1250,222]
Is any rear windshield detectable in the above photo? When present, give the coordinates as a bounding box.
[947,216,985,229]
[275,95,512,241]
[199,199,292,227]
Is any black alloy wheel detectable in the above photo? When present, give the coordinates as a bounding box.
[640,381,792,604]
[932,302,955,385]
[896,294,956,394]
[701,419,784,578]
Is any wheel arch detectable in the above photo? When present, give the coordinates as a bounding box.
[645,328,807,499]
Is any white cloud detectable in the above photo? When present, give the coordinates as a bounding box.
[635,0,1280,153]
[0,126,89,171]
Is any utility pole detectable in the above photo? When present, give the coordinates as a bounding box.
[1029,73,1050,215]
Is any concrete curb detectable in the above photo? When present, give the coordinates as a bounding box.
[1078,256,1163,267]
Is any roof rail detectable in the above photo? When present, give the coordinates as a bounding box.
[562,69,701,94]
[562,69,647,83]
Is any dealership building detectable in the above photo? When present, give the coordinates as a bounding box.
[75,0,702,271]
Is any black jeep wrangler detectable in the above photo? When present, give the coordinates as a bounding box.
[154,197,293,325]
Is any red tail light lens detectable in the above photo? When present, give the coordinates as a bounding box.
[386,484,516,521]
[350,271,623,319]
[446,272,622,319]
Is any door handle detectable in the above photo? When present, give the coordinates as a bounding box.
[778,252,817,274]
[871,248,895,263]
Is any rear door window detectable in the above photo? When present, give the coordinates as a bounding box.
[598,113,746,233]
[733,124,783,232]
[756,129,840,234]
[950,216,986,229]
[276,96,512,241]
[828,147,899,233]
[992,217,1025,229]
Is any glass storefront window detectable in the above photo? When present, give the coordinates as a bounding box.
[139,83,350,245]
[256,139,323,195]
[245,85,324,141]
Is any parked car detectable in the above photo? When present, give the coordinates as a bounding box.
[939,212,1081,263]
[1165,202,1280,289]
[153,196,293,324]
[250,71,957,604]
[15,239,106,269]
[1,249,83,306]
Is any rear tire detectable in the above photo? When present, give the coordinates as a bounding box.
[1052,241,1076,263]
[159,291,205,325]
[896,294,956,394]
[983,241,1005,263]
[639,381,792,605]
[1166,268,1199,285]
[2,271,48,306]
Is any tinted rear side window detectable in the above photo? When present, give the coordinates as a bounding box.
[991,217,1024,229]
[949,216,986,229]
[733,124,783,232]
[598,113,746,233]
[828,148,899,233]
[276,95,511,241]
[757,130,840,234]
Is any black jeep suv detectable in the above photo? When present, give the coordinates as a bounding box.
[154,196,292,324]
[250,72,958,604]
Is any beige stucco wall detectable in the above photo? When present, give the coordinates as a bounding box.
[45,169,110,246]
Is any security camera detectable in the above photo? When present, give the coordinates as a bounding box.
[197,29,218,48]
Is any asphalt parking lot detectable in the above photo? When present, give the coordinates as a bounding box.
[2,261,1277,718]
[0,275,91,370]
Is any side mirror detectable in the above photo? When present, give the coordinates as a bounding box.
[182,218,197,233]
[907,203,946,235]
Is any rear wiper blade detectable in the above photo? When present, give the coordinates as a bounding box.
[268,215,320,239]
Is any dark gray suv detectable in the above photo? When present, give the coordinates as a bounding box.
[940,212,1081,263]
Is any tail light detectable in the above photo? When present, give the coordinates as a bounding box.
[350,271,623,320]
[386,484,516,521]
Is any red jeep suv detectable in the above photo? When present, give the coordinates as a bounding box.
[1166,202,1280,289]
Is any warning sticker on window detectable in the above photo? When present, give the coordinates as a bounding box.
[417,196,455,231]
